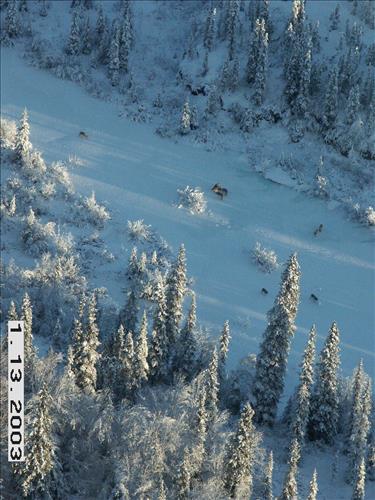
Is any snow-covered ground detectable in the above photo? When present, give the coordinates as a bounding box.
[2,45,373,401]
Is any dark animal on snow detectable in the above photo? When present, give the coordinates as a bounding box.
[79,131,88,139]
[211,183,228,200]
[313,224,323,236]
[261,288,268,295]
[310,293,319,302]
[186,83,207,96]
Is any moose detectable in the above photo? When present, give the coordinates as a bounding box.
[211,183,228,200]
[313,224,323,236]
[79,131,89,139]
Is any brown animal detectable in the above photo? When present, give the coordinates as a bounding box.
[211,183,228,200]
[313,224,323,236]
[79,131,88,139]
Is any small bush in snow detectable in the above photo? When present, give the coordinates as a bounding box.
[79,191,110,228]
[127,219,151,242]
[177,186,207,215]
[363,206,375,226]
[0,118,16,148]
[252,242,279,273]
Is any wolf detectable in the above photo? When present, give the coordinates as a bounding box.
[313,224,323,236]
[211,183,228,200]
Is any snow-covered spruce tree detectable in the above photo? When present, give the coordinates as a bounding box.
[158,477,167,500]
[308,322,341,445]
[224,402,257,498]
[21,292,38,394]
[194,385,208,475]
[15,384,63,499]
[346,360,366,450]
[70,294,100,394]
[18,0,28,13]
[176,447,192,500]
[119,11,131,73]
[307,468,318,500]
[121,328,135,397]
[133,311,149,390]
[120,289,139,336]
[367,440,375,481]
[329,3,340,31]
[179,100,191,135]
[205,347,219,421]
[261,450,273,500]
[39,0,48,18]
[148,272,169,382]
[323,66,339,129]
[218,320,231,382]
[15,108,32,163]
[81,13,91,55]
[347,373,372,484]
[290,325,316,445]
[108,22,120,86]
[280,438,300,500]
[178,292,197,380]
[165,244,187,355]
[247,18,269,104]
[4,0,19,39]
[204,4,215,52]
[253,253,301,426]
[66,7,81,56]
[352,457,366,500]
[345,84,360,126]
[225,0,240,60]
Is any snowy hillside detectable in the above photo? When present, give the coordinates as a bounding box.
[1,1,374,500]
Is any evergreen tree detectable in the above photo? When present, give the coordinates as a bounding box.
[119,12,131,73]
[347,373,372,484]
[352,457,366,500]
[308,322,341,445]
[346,84,360,126]
[307,469,318,500]
[253,253,301,426]
[205,347,219,421]
[133,311,149,389]
[224,402,257,498]
[148,272,169,382]
[261,450,273,500]
[15,108,32,162]
[67,7,81,56]
[178,292,197,379]
[329,4,340,31]
[120,289,139,335]
[177,448,192,499]
[195,386,208,471]
[71,294,100,394]
[179,100,191,135]
[39,0,48,17]
[247,17,269,104]
[218,320,231,382]
[291,325,316,445]
[225,0,240,60]
[323,66,339,128]
[204,5,215,51]
[280,438,300,500]
[108,22,120,86]
[8,300,18,321]
[81,13,91,54]
[121,328,135,396]
[4,0,19,38]
[16,384,62,498]
[95,5,105,39]
[21,292,37,393]
[158,477,167,500]
[165,244,187,349]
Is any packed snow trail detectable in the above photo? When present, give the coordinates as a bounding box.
[1,49,374,396]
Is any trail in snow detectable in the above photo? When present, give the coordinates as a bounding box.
[1,49,374,396]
